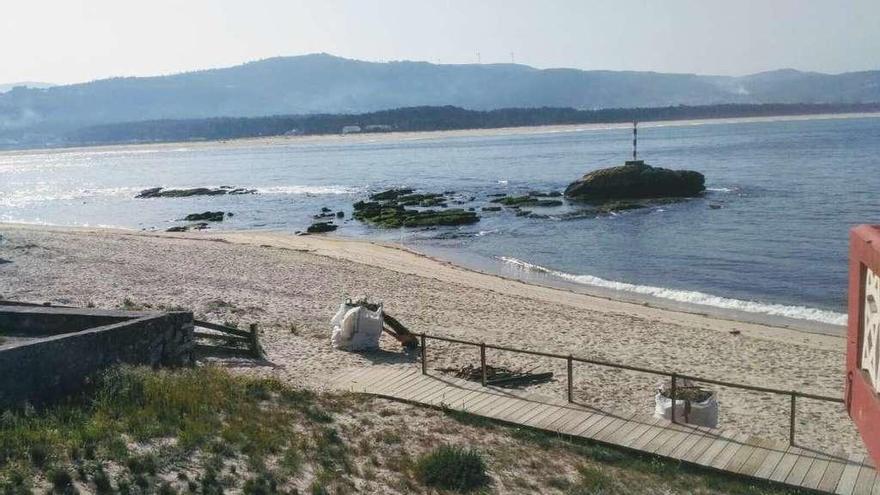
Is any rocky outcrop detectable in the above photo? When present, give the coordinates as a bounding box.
[564,161,704,200]
[353,189,480,228]
[307,222,338,233]
[183,211,226,222]
[136,186,256,198]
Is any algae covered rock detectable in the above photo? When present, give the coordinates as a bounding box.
[490,196,563,207]
[353,193,479,228]
[183,211,225,222]
[307,222,338,234]
[136,186,256,198]
[564,161,704,200]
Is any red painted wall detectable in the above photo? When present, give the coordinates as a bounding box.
[847,225,880,466]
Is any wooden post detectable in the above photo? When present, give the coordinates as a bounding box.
[670,374,678,423]
[248,323,265,359]
[567,355,573,403]
[789,392,797,446]
[480,343,487,387]
[420,333,426,375]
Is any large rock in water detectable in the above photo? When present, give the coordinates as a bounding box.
[564,161,705,200]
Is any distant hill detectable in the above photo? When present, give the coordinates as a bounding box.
[1,54,878,148]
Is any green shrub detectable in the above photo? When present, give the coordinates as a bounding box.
[242,472,278,495]
[92,467,112,495]
[570,465,611,494]
[158,482,177,495]
[414,445,489,492]
[48,469,75,494]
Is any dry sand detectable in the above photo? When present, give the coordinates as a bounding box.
[0,223,863,456]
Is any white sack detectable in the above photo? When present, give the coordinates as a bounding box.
[654,392,719,428]
[330,302,383,351]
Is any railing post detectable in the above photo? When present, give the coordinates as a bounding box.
[789,392,796,446]
[670,374,678,423]
[480,342,487,387]
[567,355,574,403]
[420,333,427,375]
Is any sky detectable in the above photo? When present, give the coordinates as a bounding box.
[1,0,878,85]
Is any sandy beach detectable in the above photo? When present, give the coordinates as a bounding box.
[3,111,878,158]
[0,223,863,456]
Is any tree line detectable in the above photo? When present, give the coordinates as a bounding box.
[66,103,880,146]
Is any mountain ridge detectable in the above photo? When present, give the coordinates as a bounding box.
[1,53,878,146]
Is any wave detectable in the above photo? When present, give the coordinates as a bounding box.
[256,185,360,195]
[0,186,143,207]
[706,187,738,193]
[497,256,847,326]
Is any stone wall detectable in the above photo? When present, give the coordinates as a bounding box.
[0,306,194,409]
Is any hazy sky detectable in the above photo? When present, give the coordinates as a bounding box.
[2,0,878,84]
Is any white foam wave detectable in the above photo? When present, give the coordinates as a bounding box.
[497,256,846,326]
[706,187,734,193]
[256,185,359,195]
[0,186,143,207]
[475,229,498,237]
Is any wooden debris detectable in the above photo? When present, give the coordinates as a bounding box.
[436,364,553,388]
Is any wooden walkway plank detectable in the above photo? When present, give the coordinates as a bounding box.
[784,452,816,487]
[693,430,740,466]
[655,424,707,458]
[530,405,575,430]
[618,419,664,450]
[592,415,636,443]
[800,457,832,492]
[837,455,867,495]
[575,414,618,438]
[628,423,670,451]
[753,443,792,480]
[517,403,561,426]
[726,436,763,473]
[598,414,643,444]
[768,449,803,484]
[330,366,875,495]
[817,458,851,494]
[668,428,711,460]
[852,464,877,495]
[557,410,598,436]
[736,437,782,478]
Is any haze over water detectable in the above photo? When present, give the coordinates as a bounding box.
[2,115,879,326]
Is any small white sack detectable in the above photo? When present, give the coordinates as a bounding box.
[654,391,719,428]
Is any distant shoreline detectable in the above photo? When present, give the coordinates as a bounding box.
[3,109,880,155]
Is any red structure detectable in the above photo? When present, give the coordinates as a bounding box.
[847,225,880,466]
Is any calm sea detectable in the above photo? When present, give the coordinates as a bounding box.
[3,116,879,327]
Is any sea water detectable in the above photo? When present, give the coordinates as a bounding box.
[2,115,879,327]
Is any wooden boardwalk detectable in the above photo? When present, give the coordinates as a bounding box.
[332,366,879,495]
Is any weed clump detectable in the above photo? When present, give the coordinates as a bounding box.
[414,445,489,492]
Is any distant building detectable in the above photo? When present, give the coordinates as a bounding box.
[341,125,362,134]
[364,124,393,133]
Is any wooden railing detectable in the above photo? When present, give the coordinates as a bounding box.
[418,333,844,446]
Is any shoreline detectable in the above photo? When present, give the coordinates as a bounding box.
[0,222,846,338]
[408,243,847,337]
[0,222,845,344]
[2,110,879,155]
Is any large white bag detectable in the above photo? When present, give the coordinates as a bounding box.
[330,301,383,351]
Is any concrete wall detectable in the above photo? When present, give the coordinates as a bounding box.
[0,306,194,409]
